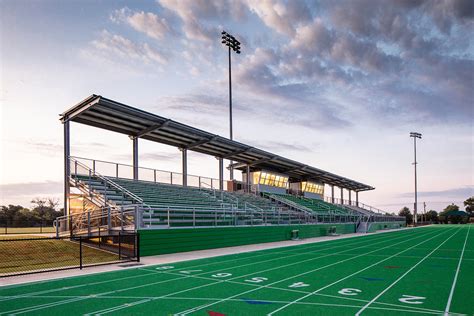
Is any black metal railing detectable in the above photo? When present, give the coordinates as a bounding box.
[0,220,56,234]
[0,233,139,277]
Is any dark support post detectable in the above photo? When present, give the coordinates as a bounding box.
[132,137,138,180]
[218,157,224,191]
[340,187,344,204]
[118,232,121,260]
[182,148,187,186]
[356,191,359,207]
[246,164,250,192]
[348,190,352,205]
[79,236,83,270]
[136,232,140,262]
[63,120,70,216]
[331,185,335,204]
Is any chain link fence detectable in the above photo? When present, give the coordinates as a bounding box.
[0,233,139,277]
[0,220,56,234]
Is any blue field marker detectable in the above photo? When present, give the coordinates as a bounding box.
[241,298,274,305]
[359,277,384,281]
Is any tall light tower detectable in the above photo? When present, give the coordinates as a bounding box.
[221,30,241,181]
[410,132,422,226]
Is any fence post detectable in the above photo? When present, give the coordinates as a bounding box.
[136,233,140,262]
[87,211,91,236]
[79,236,83,270]
[118,232,122,260]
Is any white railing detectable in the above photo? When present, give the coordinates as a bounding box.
[72,156,221,190]
[325,196,388,215]
[141,206,329,228]
[70,157,145,206]
[55,204,142,237]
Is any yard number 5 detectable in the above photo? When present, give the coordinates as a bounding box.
[338,288,362,296]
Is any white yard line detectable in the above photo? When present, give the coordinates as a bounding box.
[353,227,462,316]
[83,225,435,316]
[444,225,470,316]
[174,226,452,315]
[0,228,388,302]
[267,226,460,315]
[2,227,417,315]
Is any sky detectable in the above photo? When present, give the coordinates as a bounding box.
[0,0,473,213]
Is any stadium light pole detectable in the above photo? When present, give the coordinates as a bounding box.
[221,30,241,181]
[410,132,422,226]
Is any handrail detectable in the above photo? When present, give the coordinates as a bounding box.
[72,156,220,189]
[268,194,313,214]
[71,157,145,206]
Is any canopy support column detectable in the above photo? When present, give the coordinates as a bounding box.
[132,137,138,180]
[356,191,359,207]
[348,190,352,205]
[219,157,224,191]
[63,120,70,216]
[182,148,187,186]
[340,187,344,205]
[246,164,250,192]
[331,185,335,204]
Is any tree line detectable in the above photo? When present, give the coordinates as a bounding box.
[0,198,63,226]
[398,196,473,225]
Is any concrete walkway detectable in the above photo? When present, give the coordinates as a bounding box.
[0,227,415,287]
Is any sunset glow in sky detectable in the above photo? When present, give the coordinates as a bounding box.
[1,0,473,212]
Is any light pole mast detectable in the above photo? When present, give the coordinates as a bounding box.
[410,132,422,226]
[221,31,241,181]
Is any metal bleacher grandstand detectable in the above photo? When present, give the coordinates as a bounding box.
[55,95,405,237]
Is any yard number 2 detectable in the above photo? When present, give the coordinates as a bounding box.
[398,295,426,305]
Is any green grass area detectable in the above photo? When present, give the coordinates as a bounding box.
[0,225,472,315]
[0,226,56,234]
[0,238,119,276]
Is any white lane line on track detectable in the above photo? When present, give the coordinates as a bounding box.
[79,226,436,316]
[0,225,404,302]
[2,227,421,315]
[444,225,470,316]
[0,228,384,303]
[173,227,454,315]
[267,226,461,315]
[353,227,462,316]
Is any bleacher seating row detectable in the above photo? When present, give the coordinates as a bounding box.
[72,175,382,228]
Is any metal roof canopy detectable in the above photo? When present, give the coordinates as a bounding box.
[60,95,374,192]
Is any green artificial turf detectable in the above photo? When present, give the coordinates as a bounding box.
[0,225,472,315]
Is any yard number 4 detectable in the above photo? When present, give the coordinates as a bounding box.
[398,295,426,305]
[245,277,268,283]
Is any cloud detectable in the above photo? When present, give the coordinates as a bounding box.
[241,139,314,153]
[398,186,474,198]
[158,0,247,42]
[0,181,63,206]
[87,30,168,65]
[111,7,174,40]
[245,0,312,36]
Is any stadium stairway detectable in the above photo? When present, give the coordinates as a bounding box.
[265,193,352,216]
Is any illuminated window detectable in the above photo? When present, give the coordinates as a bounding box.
[302,181,324,195]
[255,171,288,188]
